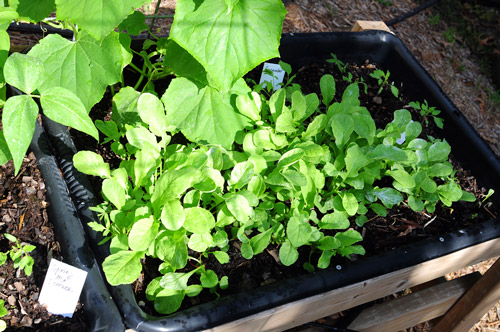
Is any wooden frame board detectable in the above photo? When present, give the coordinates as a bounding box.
[205,237,500,332]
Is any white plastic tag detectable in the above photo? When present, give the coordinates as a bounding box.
[259,62,286,91]
[38,259,88,318]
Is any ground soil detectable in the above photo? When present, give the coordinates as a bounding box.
[0,154,89,331]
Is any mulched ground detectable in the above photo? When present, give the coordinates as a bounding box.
[0,154,89,331]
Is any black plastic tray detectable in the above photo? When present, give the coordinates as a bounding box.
[40,31,500,332]
[29,122,124,332]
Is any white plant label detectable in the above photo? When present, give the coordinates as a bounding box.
[259,62,285,91]
[38,259,88,317]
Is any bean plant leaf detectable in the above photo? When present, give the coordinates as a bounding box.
[55,0,149,40]
[102,250,144,285]
[118,10,148,35]
[4,53,43,94]
[73,151,111,179]
[170,0,286,91]
[2,95,38,175]
[28,32,131,110]
[0,130,12,165]
[9,0,55,22]
[0,8,19,30]
[40,87,99,140]
[162,77,251,148]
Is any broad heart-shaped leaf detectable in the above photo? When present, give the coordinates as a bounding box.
[170,0,286,91]
[162,77,251,148]
[0,8,19,30]
[102,250,144,285]
[118,10,148,35]
[2,95,38,174]
[28,32,130,110]
[163,40,209,86]
[41,87,99,140]
[56,0,149,40]
[4,53,43,94]
[73,151,111,179]
[9,0,55,22]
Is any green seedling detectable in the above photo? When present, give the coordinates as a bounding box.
[0,233,35,276]
[409,99,444,129]
[369,69,399,98]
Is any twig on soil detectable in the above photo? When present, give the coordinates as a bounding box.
[423,215,437,229]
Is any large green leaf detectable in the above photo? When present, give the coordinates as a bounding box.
[162,77,251,148]
[0,130,12,165]
[0,30,10,103]
[170,0,286,91]
[4,53,43,94]
[9,0,55,22]
[40,87,99,140]
[2,95,38,174]
[28,32,130,110]
[55,0,149,40]
[102,250,144,285]
[0,8,19,30]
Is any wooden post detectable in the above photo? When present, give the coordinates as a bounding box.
[432,258,500,332]
[351,20,393,34]
[347,273,480,332]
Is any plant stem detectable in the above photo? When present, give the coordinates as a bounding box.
[148,0,163,32]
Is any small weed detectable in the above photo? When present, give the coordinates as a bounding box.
[0,234,35,276]
[369,69,399,98]
[444,27,456,44]
[428,13,440,25]
[376,0,392,6]
[488,88,500,107]
[409,99,444,129]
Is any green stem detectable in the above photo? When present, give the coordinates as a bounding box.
[149,0,163,32]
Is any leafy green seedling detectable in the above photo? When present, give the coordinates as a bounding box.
[1,233,35,276]
[369,69,399,98]
[409,99,444,129]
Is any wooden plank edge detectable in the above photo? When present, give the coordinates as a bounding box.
[347,272,481,332]
[432,257,500,332]
[205,237,500,332]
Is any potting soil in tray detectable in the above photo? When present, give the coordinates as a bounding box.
[70,58,497,317]
[0,153,90,331]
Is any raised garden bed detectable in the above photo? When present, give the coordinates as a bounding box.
[36,31,500,332]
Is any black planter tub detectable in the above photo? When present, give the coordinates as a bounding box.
[35,31,500,332]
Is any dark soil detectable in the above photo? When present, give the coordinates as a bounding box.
[0,154,89,331]
[71,59,497,317]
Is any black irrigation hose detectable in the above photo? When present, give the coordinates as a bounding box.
[385,0,440,26]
